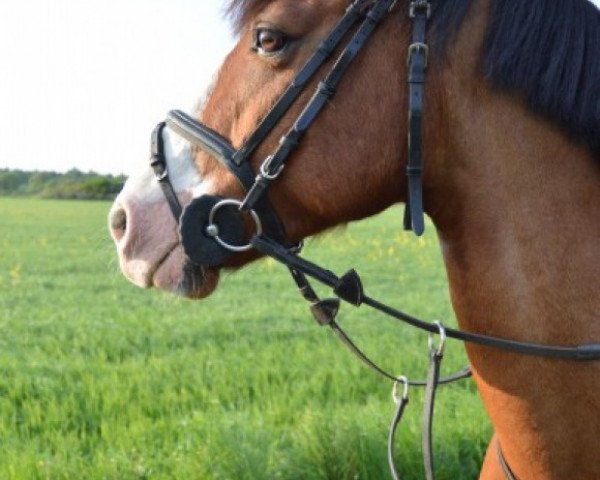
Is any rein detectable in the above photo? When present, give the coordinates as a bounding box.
[149,1,600,478]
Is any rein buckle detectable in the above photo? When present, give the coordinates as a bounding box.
[259,155,284,181]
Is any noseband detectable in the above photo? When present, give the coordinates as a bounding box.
[149,1,600,479]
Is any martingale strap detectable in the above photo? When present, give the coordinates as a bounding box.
[422,347,443,480]
[388,380,410,480]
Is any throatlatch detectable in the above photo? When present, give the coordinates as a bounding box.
[404,0,430,236]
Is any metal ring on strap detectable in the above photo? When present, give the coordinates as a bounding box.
[392,375,410,404]
[206,199,263,252]
[428,320,447,356]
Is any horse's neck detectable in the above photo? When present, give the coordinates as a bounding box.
[433,84,600,342]
[429,0,600,344]
[429,71,600,477]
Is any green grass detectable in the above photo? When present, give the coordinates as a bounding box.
[0,197,491,479]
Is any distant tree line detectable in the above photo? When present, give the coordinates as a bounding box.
[0,168,126,200]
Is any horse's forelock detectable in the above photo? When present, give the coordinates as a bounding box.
[226,0,272,34]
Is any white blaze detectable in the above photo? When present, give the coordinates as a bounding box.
[117,127,203,205]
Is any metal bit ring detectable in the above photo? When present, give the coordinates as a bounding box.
[206,199,263,252]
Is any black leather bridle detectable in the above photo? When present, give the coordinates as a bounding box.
[148,1,600,478]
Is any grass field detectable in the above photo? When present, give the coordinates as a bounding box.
[0,197,491,479]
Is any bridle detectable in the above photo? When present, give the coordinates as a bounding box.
[148,1,600,478]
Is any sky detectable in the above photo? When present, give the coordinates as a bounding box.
[0,0,234,176]
[1,0,599,176]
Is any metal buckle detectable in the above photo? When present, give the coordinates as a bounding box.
[409,0,431,19]
[150,160,169,182]
[259,155,285,181]
[407,42,429,67]
[290,240,305,254]
[155,170,169,182]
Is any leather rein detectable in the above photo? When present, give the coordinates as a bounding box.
[149,1,600,478]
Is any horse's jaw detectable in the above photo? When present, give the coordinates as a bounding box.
[177,264,220,300]
[149,245,221,300]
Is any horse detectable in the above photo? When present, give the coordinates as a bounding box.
[108,0,600,478]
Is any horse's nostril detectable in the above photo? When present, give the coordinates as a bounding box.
[110,207,127,241]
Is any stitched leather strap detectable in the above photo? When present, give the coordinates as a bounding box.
[150,122,183,220]
[422,349,443,480]
[166,110,256,190]
[388,393,410,480]
[404,1,430,236]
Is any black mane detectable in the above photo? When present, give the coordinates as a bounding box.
[227,0,600,156]
[431,0,600,157]
[482,0,600,157]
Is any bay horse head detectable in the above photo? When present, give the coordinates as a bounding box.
[110,0,419,298]
[109,0,600,478]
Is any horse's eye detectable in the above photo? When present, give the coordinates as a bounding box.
[253,28,288,55]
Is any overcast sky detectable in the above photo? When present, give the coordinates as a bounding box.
[1,1,599,176]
